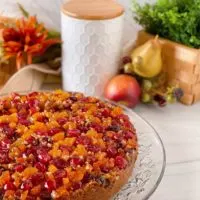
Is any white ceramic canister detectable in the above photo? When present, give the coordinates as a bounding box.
[61,0,124,96]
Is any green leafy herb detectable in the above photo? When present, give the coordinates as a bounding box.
[133,0,200,48]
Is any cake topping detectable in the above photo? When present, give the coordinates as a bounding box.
[0,90,137,199]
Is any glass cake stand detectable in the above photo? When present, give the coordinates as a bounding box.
[112,104,166,200]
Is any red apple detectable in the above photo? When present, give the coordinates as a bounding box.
[104,75,141,108]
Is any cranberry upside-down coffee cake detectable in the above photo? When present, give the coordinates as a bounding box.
[0,90,138,200]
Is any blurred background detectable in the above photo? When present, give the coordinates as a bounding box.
[0,0,155,45]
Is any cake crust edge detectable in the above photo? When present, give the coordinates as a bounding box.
[69,150,138,200]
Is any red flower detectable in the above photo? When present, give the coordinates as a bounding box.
[2,16,60,70]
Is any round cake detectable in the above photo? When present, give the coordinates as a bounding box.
[0,90,138,200]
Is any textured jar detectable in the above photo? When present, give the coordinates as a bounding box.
[61,0,124,96]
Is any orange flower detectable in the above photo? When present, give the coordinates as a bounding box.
[2,16,60,70]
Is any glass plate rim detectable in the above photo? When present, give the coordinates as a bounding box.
[118,103,166,200]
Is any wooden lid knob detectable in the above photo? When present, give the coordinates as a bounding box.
[61,0,124,20]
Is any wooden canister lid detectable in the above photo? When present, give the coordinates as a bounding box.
[61,0,124,20]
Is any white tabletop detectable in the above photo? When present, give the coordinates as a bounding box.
[43,83,200,200]
[135,103,200,200]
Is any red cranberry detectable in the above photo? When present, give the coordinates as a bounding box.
[124,121,132,129]
[54,169,67,180]
[0,122,7,128]
[87,145,101,153]
[87,155,96,164]
[72,182,82,191]
[117,114,129,121]
[67,129,80,137]
[0,152,10,164]
[54,169,67,187]
[2,126,15,138]
[30,107,37,114]
[28,98,40,108]
[21,180,33,190]
[37,149,51,164]
[70,157,84,167]
[78,124,89,132]
[35,162,46,172]
[48,127,61,136]
[52,158,68,169]
[14,164,25,172]
[26,146,37,156]
[115,156,127,169]
[4,182,16,191]
[26,136,38,146]
[107,147,117,157]
[124,130,134,139]
[97,102,105,108]
[30,173,44,185]
[101,108,110,117]
[19,118,31,126]
[44,180,56,191]
[18,112,27,120]
[113,133,122,141]
[91,123,104,133]
[57,118,68,125]
[76,136,91,146]
[0,138,11,149]
[28,92,39,97]
[16,102,29,111]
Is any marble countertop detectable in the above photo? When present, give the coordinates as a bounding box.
[135,103,200,200]
[43,83,200,200]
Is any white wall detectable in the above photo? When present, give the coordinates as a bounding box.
[0,0,155,45]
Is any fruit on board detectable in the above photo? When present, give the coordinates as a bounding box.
[104,74,141,108]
